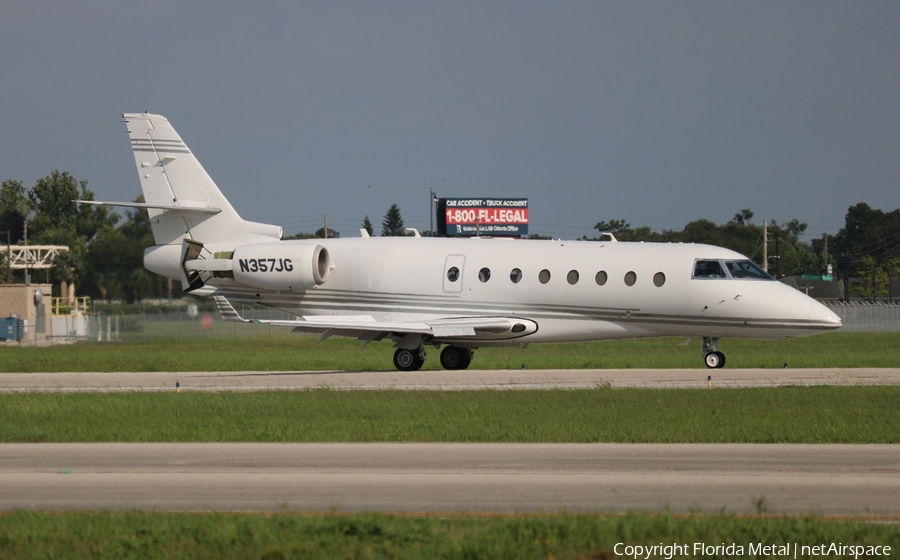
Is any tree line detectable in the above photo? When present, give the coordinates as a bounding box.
[2,171,897,302]
[582,206,900,300]
[1,172,165,302]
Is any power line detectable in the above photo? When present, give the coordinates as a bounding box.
[843,228,900,253]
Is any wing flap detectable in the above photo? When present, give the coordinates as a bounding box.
[430,325,477,337]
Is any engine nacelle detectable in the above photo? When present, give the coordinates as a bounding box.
[231,243,330,291]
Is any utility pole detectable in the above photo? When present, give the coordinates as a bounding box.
[323,214,328,239]
[763,219,768,273]
[843,259,851,301]
[774,230,780,278]
[23,220,28,286]
[871,263,876,302]
[5,230,10,284]
[429,188,434,237]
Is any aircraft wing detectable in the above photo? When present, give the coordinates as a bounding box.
[214,296,536,341]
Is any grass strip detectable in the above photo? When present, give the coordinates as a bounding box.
[1,333,899,373]
[2,387,898,443]
[0,511,897,560]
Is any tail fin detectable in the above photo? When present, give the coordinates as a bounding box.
[122,112,282,245]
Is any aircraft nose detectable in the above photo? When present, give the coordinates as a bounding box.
[810,300,842,330]
[768,284,842,334]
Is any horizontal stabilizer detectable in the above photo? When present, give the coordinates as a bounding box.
[76,199,221,214]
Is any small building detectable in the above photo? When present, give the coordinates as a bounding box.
[0,284,53,343]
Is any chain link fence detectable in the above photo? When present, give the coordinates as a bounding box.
[26,300,900,345]
[822,301,900,333]
[42,304,299,345]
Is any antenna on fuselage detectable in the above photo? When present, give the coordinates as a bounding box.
[598,232,618,242]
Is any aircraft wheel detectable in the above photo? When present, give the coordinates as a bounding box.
[704,351,726,369]
[394,348,425,371]
[440,346,473,370]
[457,351,472,370]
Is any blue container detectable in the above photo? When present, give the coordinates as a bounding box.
[0,317,23,341]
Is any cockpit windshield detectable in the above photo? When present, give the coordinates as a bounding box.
[693,259,774,280]
[692,260,727,278]
[725,260,774,280]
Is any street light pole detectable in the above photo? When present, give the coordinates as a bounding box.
[429,188,434,237]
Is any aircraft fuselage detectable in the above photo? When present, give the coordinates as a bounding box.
[180,236,839,346]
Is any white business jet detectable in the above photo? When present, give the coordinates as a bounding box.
[84,113,841,370]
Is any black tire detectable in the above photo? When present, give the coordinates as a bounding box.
[704,351,726,369]
[440,346,462,369]
[714,351,726,369]
[393,349,424,371]
[440,346,473,370]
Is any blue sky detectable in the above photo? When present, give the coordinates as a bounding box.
[1,2,898,240]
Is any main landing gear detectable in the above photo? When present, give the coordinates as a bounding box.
[702,337,726,369]
[392,345,475,371]
[439,346,473,370]
[393,347,426,371]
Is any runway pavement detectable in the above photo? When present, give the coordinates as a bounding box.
[2,443,899,514]
[4,370,898,515]
[2,367,900,392]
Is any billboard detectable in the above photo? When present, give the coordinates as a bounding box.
[436,198,528,237]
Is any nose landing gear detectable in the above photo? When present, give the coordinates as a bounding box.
[702,337,726,369]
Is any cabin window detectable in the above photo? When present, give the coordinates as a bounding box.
[693,260,726,279]
[567,270,579,285]
[726,260,774,280]
[624,271,637,286]
[653,272,666,287]
[595,271,608,286]
[510,268,523,283]
[447,267,460,282]
[539,269,551,284]
[478,267,491,282]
